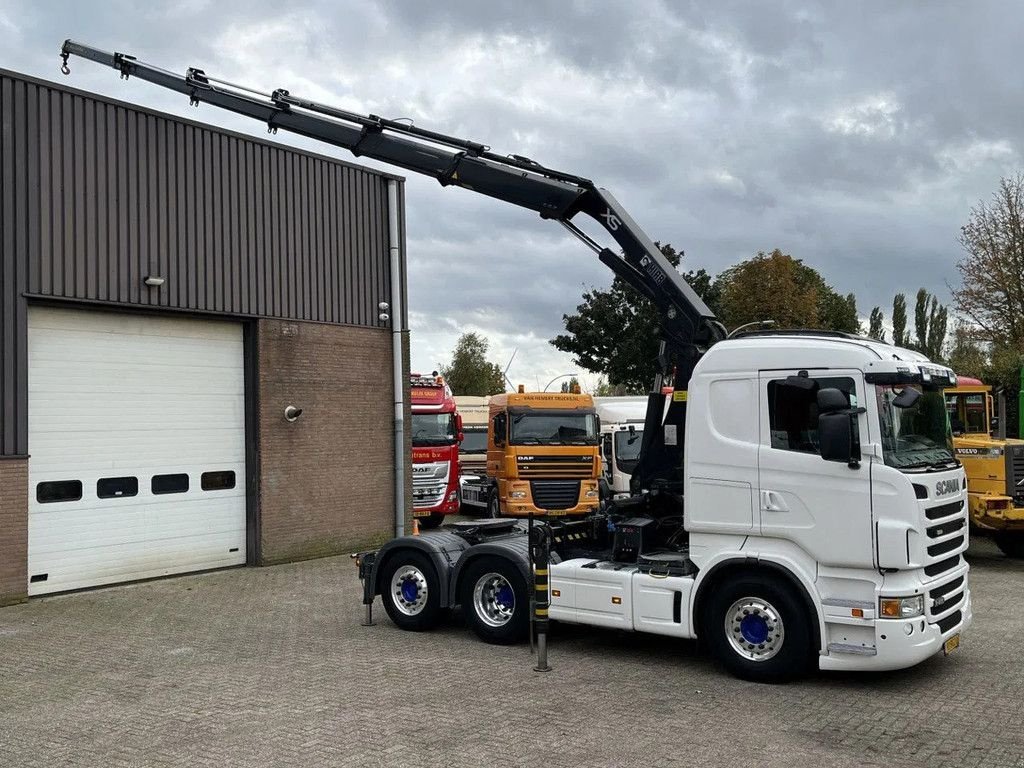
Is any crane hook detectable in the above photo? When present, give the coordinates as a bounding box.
[59,51,71,76]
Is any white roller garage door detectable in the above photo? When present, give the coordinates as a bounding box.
[27,306,246,595]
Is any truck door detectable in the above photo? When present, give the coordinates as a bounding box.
[757,370,874,567]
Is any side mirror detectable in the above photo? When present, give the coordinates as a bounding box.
[455,413,464,432]
[817,388,861,467]
[457,432,465,444]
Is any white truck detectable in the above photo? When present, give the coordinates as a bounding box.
[67,41,972,682]
[594,396,647,500]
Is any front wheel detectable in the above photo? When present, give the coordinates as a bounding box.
[703,575,813,683]
[380,551,442,631]
[994,531,1024,559]
[459,558,529,644]
[487,489,502,519]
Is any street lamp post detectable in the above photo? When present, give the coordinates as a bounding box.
[543,373,579,392]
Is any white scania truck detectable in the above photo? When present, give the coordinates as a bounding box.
[595,396,647,500]
[65,41,971,681]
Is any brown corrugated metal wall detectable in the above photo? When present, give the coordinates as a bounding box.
[0,69,404,456]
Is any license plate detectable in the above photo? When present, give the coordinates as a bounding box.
[943,634,960,655]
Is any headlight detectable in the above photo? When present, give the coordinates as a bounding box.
[510,490,527,499]
[585,489,599,498]
[447,490,458,502]
[879,595,924,619]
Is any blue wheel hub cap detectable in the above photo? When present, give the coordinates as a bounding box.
[401,579,419,603]
[740,613,769,645]
[496,584,515,609]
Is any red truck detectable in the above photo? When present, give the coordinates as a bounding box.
[410,373,463,528]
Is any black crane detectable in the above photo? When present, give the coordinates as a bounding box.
[60,40,727,496]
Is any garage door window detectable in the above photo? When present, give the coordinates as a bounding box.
[97,477,139,499]
[201,471,236,491]
[152,474,189,495]
[36,480,83,504]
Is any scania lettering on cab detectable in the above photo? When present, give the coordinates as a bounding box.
[70,43,972,681]
[945,377,1024,557]
[410,373,463,529]
[460,391,601,518]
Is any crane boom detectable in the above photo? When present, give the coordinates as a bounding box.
[60,39,727,494]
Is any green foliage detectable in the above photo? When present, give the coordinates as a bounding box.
[551,243,711,393]
[559,376,581,393]
[892,294,909,347]
[946,325,987,380]
[868,307,886,342]
[909,288,948,361]
[439,332,506,396]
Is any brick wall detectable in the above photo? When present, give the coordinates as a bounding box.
[256,319,409,564]
[0,459,28,606]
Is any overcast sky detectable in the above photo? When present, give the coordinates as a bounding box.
[2,1,1021,390]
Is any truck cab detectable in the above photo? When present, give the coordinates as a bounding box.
[410,373,463,528]
[461,390,601,517]
[945,378,1024,557]
[594,396,647,500]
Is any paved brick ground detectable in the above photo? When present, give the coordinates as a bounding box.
[0,537,1021,768]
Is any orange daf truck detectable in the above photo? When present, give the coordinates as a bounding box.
[459,389,601,517]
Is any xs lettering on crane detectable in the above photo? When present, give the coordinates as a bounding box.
[600,208,622,231]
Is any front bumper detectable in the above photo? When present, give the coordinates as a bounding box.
[819,590,972,672]
[968,493,1024,529]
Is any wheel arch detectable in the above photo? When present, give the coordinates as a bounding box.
[371,535,468,609]
[449,539,532,607]
[691,556,823,653]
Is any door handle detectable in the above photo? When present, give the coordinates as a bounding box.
[761,490,789,513]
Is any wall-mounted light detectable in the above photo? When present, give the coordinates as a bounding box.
[144,275,165,287]
[378,301,390,323]
[284,405,303,423]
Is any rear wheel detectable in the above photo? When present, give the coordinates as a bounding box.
[459,558,529,644]
[380,552,442,631]
[703,574,813,683]
[994,531,1024,559]
[418,513,445,530]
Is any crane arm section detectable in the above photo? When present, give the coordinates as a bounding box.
[61,39,727,493]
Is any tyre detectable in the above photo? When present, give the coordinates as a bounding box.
[487,489,502,519]
[459,558,530,644]
[418,513,445,530]
[994,532,1024,559]
[702,574,814,683]
[380,551,442,631]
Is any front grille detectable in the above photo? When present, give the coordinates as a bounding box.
[925,500,964,520]
[924,555,961,577]
[412,463,449,510]
[1007,446,1024,506]
[530,480,581,511]
[937,610,962,634]
[927,518,964,539]
[518,455,594,479]
[928,535,965,558]
[929,575,964,601]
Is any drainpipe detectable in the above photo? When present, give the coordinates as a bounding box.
[388,180,406,537]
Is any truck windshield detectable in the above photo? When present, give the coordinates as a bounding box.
[411,413,456,446]
[876,385,957,470]
[614,430,643,473]
[510,411,599,445]
[459,428,488,453]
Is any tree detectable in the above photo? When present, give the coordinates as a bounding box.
[868,307,886,342]
[953,174,1024,354]
[551,243,716,393]
[909,288,948,361]
[947,324,987,380]
[892,293,909,347]
[560,376,581,393]
[715,249,860,333]
[439,332,506,396]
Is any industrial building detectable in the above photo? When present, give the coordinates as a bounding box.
[0,69,411,604]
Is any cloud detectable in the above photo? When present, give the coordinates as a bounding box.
[3,1,1022,389]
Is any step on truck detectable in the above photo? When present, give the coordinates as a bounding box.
[65,41,973,681]
[410,373,463,529]
[460,390,602,518]
[945,377,1024,558]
